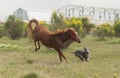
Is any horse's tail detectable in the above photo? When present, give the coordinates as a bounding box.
[28,19,39,32]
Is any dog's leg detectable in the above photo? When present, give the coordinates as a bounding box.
[85,57,88,61]
[79,57,83,61]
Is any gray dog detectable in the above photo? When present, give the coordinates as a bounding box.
[74,47,90,61]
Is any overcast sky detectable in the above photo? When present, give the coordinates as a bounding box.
[0,0,120,21]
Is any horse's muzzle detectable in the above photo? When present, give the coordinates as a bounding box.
[76,38,81,43]
[77,40,81,43]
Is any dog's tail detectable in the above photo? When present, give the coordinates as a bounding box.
[70,52,75,54]
[28,19,39,32]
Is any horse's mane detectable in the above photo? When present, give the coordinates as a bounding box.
[52,28,75,35]
[53,29,66,35]
[52,28,68,35]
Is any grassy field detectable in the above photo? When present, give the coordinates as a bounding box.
[0,36,120,78]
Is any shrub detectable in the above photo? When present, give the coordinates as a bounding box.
[0,25,7,38]
[4,15,26,40]
[113,74,118,78]
[26,59,33,64]
[113,20,120,37]
[93,73,99,78]
[39,21,46,25]
[64,17,83,35]
[22,73,38,78]
[64,17,95,38]
[93,23,114,40]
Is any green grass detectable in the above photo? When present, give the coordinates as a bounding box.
[0,36,120,78]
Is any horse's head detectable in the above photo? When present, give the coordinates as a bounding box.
[67,28,81,43]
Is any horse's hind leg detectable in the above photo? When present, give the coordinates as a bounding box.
[34,40,38,52]
[37,41,40,50]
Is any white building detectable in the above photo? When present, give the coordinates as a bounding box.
[14,8,29,21]
[13,8,52,22]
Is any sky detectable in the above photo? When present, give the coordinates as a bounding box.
[0,0,120,21]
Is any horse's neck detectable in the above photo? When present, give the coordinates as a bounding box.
[57,32,70,43]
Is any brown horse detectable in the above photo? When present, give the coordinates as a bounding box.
[28,19,81,62]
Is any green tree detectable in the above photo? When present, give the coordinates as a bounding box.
[0,23,7,38]
[50,10,65,31]
[4,15,25,40]
[81,17,95,37]
[114,20,120,37]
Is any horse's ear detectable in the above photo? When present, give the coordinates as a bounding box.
[68,28,72,33]
[68,28,75,32]
[67,29,73,35]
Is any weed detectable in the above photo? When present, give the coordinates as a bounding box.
[22,73,38,78]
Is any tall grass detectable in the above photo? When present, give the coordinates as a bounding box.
[0,36,119,78]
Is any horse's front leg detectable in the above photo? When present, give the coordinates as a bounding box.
[55,48,62,62]
[56,49,68,62]
[58,51,62,62]
[60,50,68,63]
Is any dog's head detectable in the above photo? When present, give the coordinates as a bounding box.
[84,47,90,61]
[84,47,89,53]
